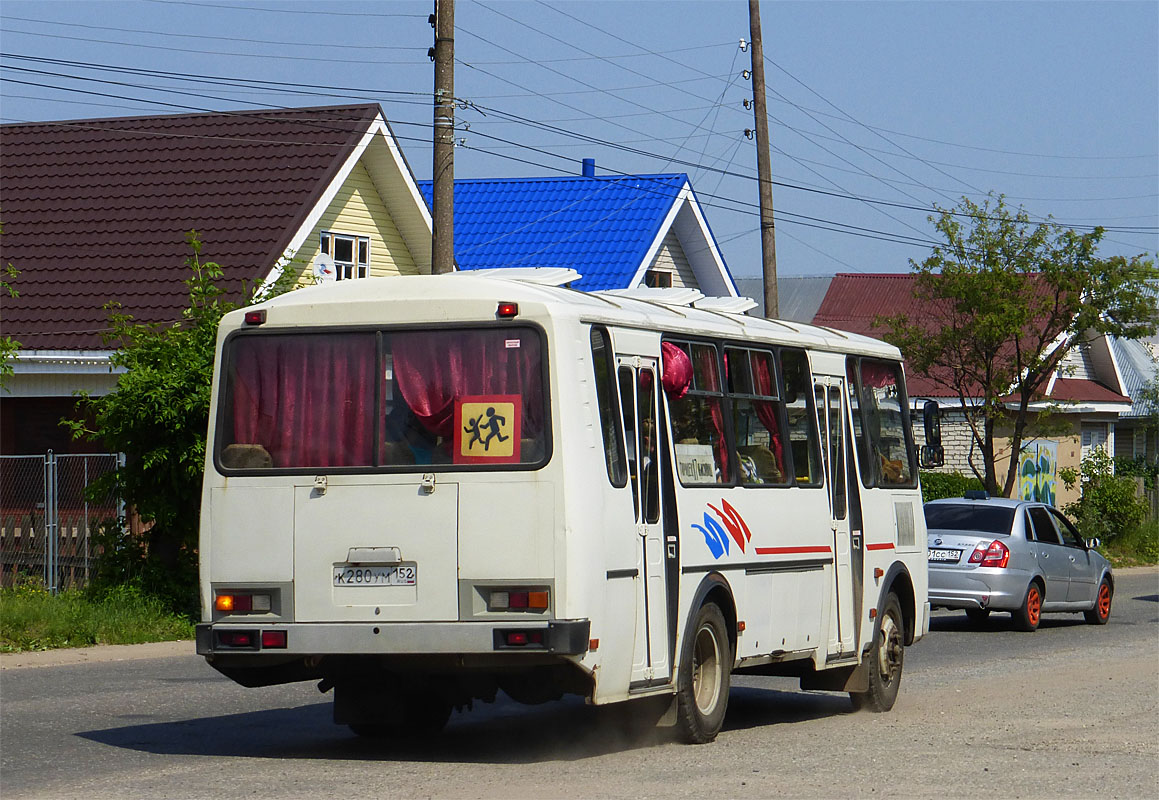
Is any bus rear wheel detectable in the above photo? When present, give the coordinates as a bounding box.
[850,592,904,713]
[341,684,452,739]
[675,602,731,744]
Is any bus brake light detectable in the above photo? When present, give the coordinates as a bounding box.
[497,302,519,319]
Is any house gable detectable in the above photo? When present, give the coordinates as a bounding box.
[0,103,428,354]
[263,115,432,290]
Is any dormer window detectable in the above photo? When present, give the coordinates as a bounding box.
[321,231,370,280]
[644,269,673,288]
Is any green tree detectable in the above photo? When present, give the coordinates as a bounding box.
[65,232,296,612]
[882,194,1158,497]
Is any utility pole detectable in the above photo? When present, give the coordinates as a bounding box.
[748,0,779,318]
[431,0,455,274]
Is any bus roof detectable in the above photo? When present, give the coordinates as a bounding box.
[234,272,903,360]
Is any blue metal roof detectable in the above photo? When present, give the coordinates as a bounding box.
[416,174,698,291]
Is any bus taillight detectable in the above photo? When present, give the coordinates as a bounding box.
[489,589,549,611]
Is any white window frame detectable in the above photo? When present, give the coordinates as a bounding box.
[321,231,370,280]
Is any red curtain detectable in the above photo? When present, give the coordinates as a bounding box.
[392,330,543,439]
[693,345,729,482]
[861,360,898,389]
[751,354,785,475]
[230,333,377,467]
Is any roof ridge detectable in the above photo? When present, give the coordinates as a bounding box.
[415,173,688,186]
[0,103,381,130]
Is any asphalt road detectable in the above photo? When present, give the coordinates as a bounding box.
[2,568,1156,799]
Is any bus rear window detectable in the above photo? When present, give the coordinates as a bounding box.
[218,327,547,471]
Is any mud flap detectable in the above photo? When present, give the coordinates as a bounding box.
[800,662,869,693]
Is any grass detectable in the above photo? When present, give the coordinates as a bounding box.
[1103,519,1159,568]
[0,580,195,653]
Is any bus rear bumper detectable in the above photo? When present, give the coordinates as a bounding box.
[195,619,591,657]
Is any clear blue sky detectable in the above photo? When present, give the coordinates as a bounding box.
[2,1,1156,282]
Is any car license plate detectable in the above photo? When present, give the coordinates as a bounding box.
[927,549,962,563]
[333,564,417,586]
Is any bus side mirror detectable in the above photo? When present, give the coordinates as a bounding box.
[919,400,944,469]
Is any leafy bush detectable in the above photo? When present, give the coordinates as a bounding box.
[1060,448,1148,543]
[1102,520,1159,566]
[1114,455,1157,492]
[920,471,985,503]
[85,516,198,618]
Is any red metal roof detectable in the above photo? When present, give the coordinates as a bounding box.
[0,104,382,350]
[812,273,953,397]
[1048,378,1130,404]
[812,273,1070,400]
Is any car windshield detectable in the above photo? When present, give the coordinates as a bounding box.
[923,503,1015,535]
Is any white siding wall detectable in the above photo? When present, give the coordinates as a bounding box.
[3,371,120,398]
[1059,342,1096,381]
[646,229,697,289]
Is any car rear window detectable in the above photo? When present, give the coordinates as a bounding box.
[923,504,1015,535]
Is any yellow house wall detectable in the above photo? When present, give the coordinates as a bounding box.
[993,415,1119,511]
[293,161,419,285]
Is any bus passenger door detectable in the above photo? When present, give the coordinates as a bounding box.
[618,358,671,685]
[815,379,856,658]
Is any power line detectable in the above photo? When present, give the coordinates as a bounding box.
[141,0,424,18]
[4,52,1155,238]
[0,26,431,65]
[0,15,430,51]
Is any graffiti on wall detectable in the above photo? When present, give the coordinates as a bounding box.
[1018,440,1058,506]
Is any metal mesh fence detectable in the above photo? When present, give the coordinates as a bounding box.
[0,452,120,591]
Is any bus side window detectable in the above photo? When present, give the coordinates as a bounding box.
[667,341,731,485]
[618,365,640,519]
[638,368,659,523]
[726,347,788,485]
[590,328,627,487]
[858,360,915,487]
[847,358,872,487]
[780,349,823,485]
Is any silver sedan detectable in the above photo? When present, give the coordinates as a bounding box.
[925,496,1113,631]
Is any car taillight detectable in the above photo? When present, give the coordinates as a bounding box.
[971,539,1010,568]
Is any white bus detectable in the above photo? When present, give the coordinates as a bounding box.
[197,269,940,743]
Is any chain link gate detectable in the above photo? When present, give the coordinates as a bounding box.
[0,452,121,592]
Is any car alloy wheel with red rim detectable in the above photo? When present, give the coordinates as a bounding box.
[1015,582,1042,632]
[1085,578,1112,625]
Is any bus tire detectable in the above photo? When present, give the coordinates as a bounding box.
[675,602,731,744]
[850,592,904,713]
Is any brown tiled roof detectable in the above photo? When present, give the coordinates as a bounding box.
[813,273,1067,399]
[0,104,382,350]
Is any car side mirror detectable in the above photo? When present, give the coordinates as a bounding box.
[918,400,944,468]
[1086,538,1101,550]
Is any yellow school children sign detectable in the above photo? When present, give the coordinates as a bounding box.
[454,395,522,464]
